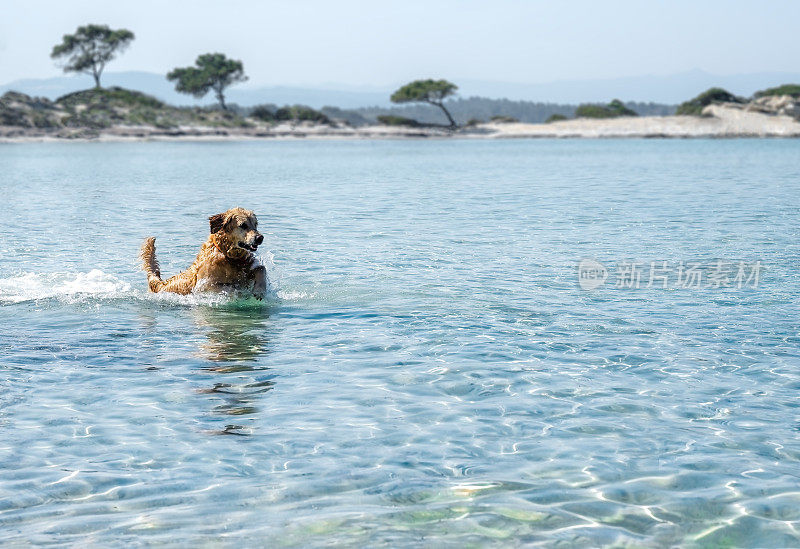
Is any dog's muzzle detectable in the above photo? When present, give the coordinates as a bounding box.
[238,234,263,252]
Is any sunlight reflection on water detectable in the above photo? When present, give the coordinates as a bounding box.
[1,139,799,546]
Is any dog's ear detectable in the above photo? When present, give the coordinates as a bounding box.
[209,213,226,234]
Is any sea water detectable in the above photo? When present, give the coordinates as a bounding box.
[1,139,799,546]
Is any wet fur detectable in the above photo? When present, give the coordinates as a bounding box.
[140,207,267,298]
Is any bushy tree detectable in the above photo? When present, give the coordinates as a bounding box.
[274,105,331,124]
[376,115,420,127]
[390,79,458,128]
[250,105,276,122]
[167,53,247,110]
[545,113,568,123]
[490,115,519,123]
[575,99,638,119]
[753,84,800,99]
[676,88,744,116]
[51,24,135,88]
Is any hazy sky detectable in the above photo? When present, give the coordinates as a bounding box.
[1,0,797,87]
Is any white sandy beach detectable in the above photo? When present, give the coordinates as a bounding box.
[479,104,800,138]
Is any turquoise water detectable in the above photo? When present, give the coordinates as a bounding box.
[1,139,799,546]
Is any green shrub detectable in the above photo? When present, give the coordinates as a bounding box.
[676,87,744,116]
[490,115,518,123]
[0,92,64,128]
[127,109,156,125]
[376,115,420,127]
[63,112,113,129]
[607,99,637,116]
[273,108,289,121]
[31,112,60,128]
[54,87,170,129]
[575,99,638,119]
[250,105,276,121]
[465,118,483,126]
[56,87,163,109]
[274,105,331,124]
[320,106,370,127]
[753,84,800,98]
[0,106,31,127]
[545,113,568,123]
[575,104,609,119]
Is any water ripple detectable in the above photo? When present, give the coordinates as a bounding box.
[1,139,799,545]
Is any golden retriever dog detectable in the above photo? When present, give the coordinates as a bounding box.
[140,207,267,298]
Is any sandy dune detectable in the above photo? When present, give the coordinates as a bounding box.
[475,105,800,138]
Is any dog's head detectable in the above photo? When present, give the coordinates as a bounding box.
[209,207,264,258]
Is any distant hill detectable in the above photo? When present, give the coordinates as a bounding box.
[4,69,800,109]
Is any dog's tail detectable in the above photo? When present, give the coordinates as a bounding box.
[140,237,164,293]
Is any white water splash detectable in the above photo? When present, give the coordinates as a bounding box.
[0,249,312,306]
[0,266,307,307]
[276,289,316,300]
[256,251,316,301]
[0,270,132,304]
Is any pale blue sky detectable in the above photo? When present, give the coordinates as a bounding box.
[1,0,797,87]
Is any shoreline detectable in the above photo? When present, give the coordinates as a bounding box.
[3,105,800,142]
[3,134,798,144]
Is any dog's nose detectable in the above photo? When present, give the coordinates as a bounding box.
[255,234,264,246]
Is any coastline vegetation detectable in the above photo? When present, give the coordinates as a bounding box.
[575,99,637,119]
[490,115,519,123]
[0,87,350,134]
[376,115,420,127]
[545,113,568,123]
[250,104,332,124]
[675,87,744,116]
[347,99,658,125]
[390,80,459,128]
[1,22,799,134]
[753,84,800,98]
